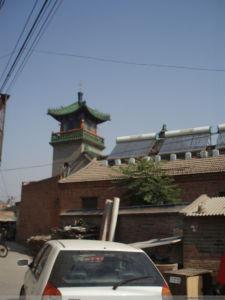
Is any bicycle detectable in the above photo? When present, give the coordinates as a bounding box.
[0,242,8,257]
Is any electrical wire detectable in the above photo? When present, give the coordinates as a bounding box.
[0,0,39,88]
[0,163,52,172]
[0,0,5,10]
[6,0,64,93]
[35,50,225,72]
[0,0,64,94]
[0,0,51,93]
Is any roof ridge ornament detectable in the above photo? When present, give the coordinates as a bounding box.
[78,81,83,105]
[78,91,83,105]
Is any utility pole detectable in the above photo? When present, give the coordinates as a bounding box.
[0,94,10,164]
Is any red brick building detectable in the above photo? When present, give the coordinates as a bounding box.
[17,153,225,242]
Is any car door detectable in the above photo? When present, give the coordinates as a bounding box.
[24,244,52,298]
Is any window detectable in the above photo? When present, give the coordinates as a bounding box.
[49,250,164,288]
[82,197,97,209]
[31,245,52,279]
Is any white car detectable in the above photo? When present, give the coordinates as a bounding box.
[18,239,172,299]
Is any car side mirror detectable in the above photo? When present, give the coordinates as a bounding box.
[17,259,29,266]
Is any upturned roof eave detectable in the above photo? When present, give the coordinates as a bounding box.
[47,101,110,123]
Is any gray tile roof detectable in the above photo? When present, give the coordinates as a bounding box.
[180,194,225,216]
[59,154,225,184]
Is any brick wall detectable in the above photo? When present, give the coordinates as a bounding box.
[17,176,60,242]
[61,210,183,243]
[183,216,225,280]
[58,173,225,212]
[116,213,183,243]
[17,171,225,245]
[59,181,125,211]
[176,173,225,203]
[60,209,184,265]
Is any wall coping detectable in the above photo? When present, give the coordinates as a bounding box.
[60,203,188,217]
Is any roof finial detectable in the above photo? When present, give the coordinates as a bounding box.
[78,81,83,105]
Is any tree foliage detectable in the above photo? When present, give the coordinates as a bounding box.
[113,157,180,205]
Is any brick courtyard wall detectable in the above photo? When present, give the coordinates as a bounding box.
[59,180,125,211]
[59,173,225,211]
[116,212,183,243]
[60,209,184,264]
[61,211,183,243]
[175,173,225,203]
[17,176,60,242]
[183,216,225,281]
[17,171,225,243]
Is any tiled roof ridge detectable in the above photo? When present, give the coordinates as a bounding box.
[59,154,225,184]
[48,101,110,122]
[86,105,110,121]
[48,102,79,115]
[59,158,98,183]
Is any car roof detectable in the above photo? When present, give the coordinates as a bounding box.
[47,239,143,253]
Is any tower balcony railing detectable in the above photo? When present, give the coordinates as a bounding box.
[50,128,105,147]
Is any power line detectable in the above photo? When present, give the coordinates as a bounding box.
[0,0,39,88]
[6,0,64,93]
[0,0,64,94]
[0,0,5,10]
[35,50,225,72]
[0,163,52,172]
[0,0,50,93]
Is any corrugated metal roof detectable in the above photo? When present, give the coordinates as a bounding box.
[180,194,225,216]
[0,215,16,222]
[0,210,16,222]
[129,236,182,249]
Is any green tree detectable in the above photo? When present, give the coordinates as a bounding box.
[113,157,180,205]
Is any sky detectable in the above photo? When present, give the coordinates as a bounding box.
[0,0,224,203]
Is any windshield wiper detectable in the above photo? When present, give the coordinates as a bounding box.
[113,275,153,290]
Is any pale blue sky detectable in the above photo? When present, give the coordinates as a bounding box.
[0,0,224,202]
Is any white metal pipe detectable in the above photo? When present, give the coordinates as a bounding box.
[116,132,156,143]
[108,197,120,242]
[218,124,225,133]
[164,126,212,138]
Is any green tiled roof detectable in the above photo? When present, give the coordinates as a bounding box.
[48,101,110,123]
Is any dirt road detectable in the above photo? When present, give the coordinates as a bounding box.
[0,241,32,298]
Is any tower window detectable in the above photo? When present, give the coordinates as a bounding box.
[83,120,95,132]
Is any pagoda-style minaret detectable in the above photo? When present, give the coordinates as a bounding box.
[48,92,110,176]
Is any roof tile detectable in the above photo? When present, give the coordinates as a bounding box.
[180,194,225,216]
[59,154,225,184]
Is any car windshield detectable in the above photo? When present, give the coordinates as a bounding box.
[49,250,163,287]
